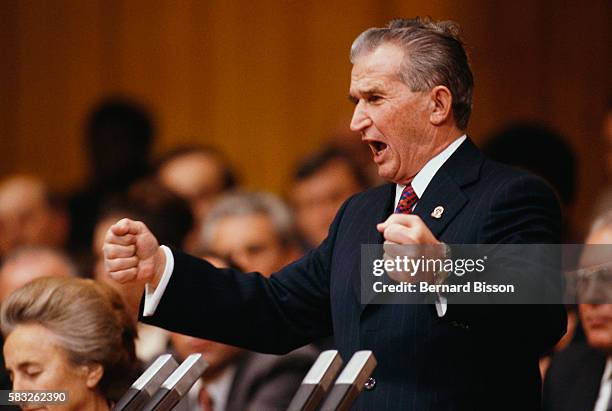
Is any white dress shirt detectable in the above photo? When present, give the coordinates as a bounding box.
[144,135,467,317]
[593,357,612,411]
[393,135,466,316]
[184,365,237,411]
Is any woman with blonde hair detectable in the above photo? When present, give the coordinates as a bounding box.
[1,276,137,410]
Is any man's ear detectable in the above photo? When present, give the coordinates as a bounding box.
[429,86,453,126]
[82,363,104,389]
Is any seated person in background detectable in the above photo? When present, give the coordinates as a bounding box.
[1,277,138,410]
[482,122,578,242]
[0,175,69,258]
[156,145,239,250]
[0,245,77,401]
[289,146,367,250]
[539,305,579,378]
[0,246,77,302]
[196,191,301,274]
[593,100,612,217]
[170,254,318,411]
[93,178,193,362]
[543,210,612,411]
[67,97,155,262]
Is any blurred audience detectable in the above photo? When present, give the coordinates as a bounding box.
[289,146,367,250]
[0,246,76,301]
[197,192,301,274]
[170,254,318,411]
[0,175,69,258]
[1,277,138,409]
[543,211,612,411]
[483,122,579,241]
[68,97,155,262]
[93,179,193,362]
[327,118,382,185]
[197,192,333,351]
[157,145,238,250]
[593,100,612,217]
[539,305,579,378]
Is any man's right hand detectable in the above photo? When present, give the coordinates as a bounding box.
[103,218,166,288]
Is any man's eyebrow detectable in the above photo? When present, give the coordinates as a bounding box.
[348,87,384,103]
[361,86,384,95]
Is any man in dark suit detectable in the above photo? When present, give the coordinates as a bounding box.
[170,332,318,411]
[103,17,566,410]
[543,212,612,411]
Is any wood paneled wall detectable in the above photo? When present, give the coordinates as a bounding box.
[1,0,610,234]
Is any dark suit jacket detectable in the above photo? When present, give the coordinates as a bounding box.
[172,345,318,411]
[543,343,608,411]
[143,138,566,410]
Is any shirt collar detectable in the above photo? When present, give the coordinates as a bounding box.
[188,365,237,411]
[395,135,466,208]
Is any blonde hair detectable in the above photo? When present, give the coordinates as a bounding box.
[0,277,137,400]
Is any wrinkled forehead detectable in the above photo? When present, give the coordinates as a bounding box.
[350,45,406,95]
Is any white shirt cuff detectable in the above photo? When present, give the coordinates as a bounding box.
[143,245,174,317]
[435,293,448,317]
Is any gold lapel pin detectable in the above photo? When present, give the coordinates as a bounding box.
[431,206,444,219]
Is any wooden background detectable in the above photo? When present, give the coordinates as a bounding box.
[0,0,610,234]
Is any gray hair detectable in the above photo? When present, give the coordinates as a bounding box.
[200,191,296,250]
[350,17,474,130]
[0,277,137,401]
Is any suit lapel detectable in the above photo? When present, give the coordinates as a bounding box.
[414,137,482,237]
[413,169,468,237]
[366,183,396,245]
[358,137,483,312]
[352,183,395,301]
[568,349,606,411]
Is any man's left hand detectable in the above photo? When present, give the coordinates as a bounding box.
[377,214,441,283]
[377,214,439,245]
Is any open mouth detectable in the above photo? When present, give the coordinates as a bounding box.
[366,140,388,156]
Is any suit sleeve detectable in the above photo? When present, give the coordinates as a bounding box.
[140,197,353,354]
[239,347,319,411]
[445,174,567,355]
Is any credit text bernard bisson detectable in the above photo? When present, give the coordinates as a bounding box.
[371,255,515,294]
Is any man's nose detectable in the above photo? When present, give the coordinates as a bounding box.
[11,376,25,391]
[350,101,371,132]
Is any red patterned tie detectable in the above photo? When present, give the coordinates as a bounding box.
[394,183,418,214]
[198,385,214,411]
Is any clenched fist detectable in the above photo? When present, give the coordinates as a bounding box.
[376,214,439,245]
[377,214,441,284]
[103,218,166,287]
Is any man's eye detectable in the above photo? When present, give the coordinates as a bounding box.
[367,95,382,103]
[25,368,42,377]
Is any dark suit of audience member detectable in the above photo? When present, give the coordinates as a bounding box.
[173,346,318,411]
[68,98,154,267]
[543,211,612,411]
[543,343,608,411]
